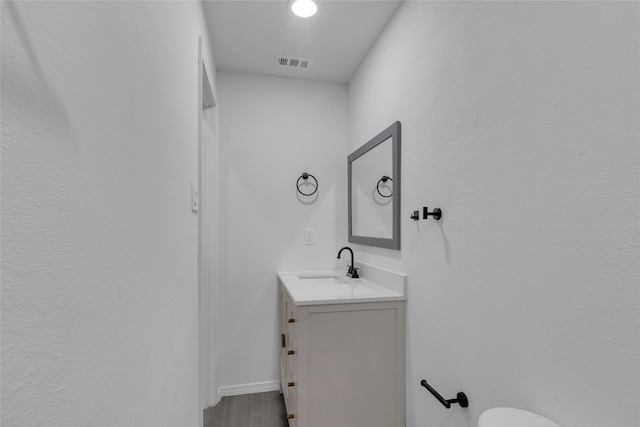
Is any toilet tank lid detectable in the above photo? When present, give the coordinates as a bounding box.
[479,407,561,427]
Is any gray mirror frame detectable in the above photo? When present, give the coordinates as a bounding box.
[348,121,401,250]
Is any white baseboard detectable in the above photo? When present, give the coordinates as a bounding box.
[218,381,280,398]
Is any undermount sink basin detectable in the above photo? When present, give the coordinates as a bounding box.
[296,273,343,281]
[296,273,373,297]
[278,264,407,306]
[296,273,358,286]
[297,276,350,286]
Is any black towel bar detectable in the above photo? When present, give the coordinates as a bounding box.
[420,379,468,409]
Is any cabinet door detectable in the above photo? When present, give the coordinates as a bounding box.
[307,306,401,427]
[285,355,298,427]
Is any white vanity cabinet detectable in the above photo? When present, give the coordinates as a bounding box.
[278,276,406,427]
[280,287,299,426]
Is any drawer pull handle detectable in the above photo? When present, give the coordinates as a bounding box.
[287,350,295,355]
[287,414,295,419]
[288,318,295,323]
[281,334,285,348]
[287,382,295,387]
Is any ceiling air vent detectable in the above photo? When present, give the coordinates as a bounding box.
[275,55,312,70]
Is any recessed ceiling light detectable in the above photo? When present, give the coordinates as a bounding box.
[289,0,317,18]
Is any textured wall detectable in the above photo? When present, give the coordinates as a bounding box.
[1,2,216,425]
[216,71,348,391]
[348,2,639,426]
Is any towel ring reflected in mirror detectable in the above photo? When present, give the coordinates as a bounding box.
[376,176,393,198]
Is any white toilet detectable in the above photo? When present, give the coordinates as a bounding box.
[479,407,562,427]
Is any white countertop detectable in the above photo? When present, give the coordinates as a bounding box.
[278,264,407,306]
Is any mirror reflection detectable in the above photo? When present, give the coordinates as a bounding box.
[348,122,400,250]
[351,136,393,237]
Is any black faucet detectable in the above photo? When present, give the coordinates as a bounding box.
[337,246,359,279]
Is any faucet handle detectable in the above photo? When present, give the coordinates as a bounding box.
[351,268,359,279]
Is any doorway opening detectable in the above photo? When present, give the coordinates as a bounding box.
[198,36,219,427]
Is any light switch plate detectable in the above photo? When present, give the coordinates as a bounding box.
[304,229,314,245]
[192,183,199,213]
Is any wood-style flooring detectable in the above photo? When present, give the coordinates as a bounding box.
[204,391,288,427]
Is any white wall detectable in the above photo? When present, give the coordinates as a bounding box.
[349,2,639,427]
[1,2,217,425]
[216,71,348,392]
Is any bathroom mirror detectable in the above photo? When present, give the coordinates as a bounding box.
[348,121,400,249]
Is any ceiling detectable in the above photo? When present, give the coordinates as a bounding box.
[202,0,402,84]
